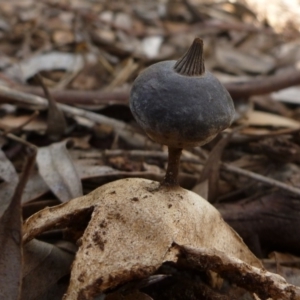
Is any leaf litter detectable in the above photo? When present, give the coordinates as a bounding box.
[1,0,300,299]
[0,147,36,300]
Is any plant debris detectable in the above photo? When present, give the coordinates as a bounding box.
[1,0,300,299]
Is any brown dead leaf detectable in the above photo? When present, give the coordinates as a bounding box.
[0,148,18,217]
[36,140,83,202]
[0,150,36,300]
[215,45,275,75]
[1,169,50,217]
[52,30,75,46]
[0,147,18,182]
[23,178,261,299]
[21,171,50,203]
[240,111,300,128]
[35,74,67,139]
[22,239,74,300]
[0,114,47,133]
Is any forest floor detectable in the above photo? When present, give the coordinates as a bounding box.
[1,0,300,299]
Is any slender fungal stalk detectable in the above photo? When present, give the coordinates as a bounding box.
[161,147,182,187]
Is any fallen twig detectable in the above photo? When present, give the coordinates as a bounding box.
[11,67,300,104]
[222,163,300,197]
[2,111,39,134]
[20,86,130,106]
[225,67,300,98]
[1,85,300,195]
[0,85,158,149]
[74,148,300,197]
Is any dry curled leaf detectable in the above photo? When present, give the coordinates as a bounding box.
[23,178,261,300]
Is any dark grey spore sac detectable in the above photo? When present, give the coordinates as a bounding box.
[130,60,235,148]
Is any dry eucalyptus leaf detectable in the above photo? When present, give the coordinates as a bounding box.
[141,36,163,59]
[2,170,47,217]
[52,30,75,46]
[0,181,18,217]
[0,114,47,133]
[0,147,18,182]
[0,187,22,300]
[0,148,18,216]
[5,52,97,83]
[240,111,300,128]
[36,140,83,202]
[21,171,50,203]
[215,46,275,75]
[0,151,35,300]
[23,178,261,300]
[35,74,67,139]
[272,87,300,105]
[75,163,116,180]
[22,239,74,300]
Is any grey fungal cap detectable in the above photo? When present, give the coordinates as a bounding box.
[129,40,235,148]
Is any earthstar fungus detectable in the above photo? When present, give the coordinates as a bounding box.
[130,38,235,186]
[23,39,297,300]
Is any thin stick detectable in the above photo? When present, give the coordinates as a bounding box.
[3,111,39,134]
[224,67,300,98]
[0,131,38,151]
[76,148,300,196]
[0,85,158,150]
[222,163,300,197]
[20,86,129,105]
[11,67,300,104]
